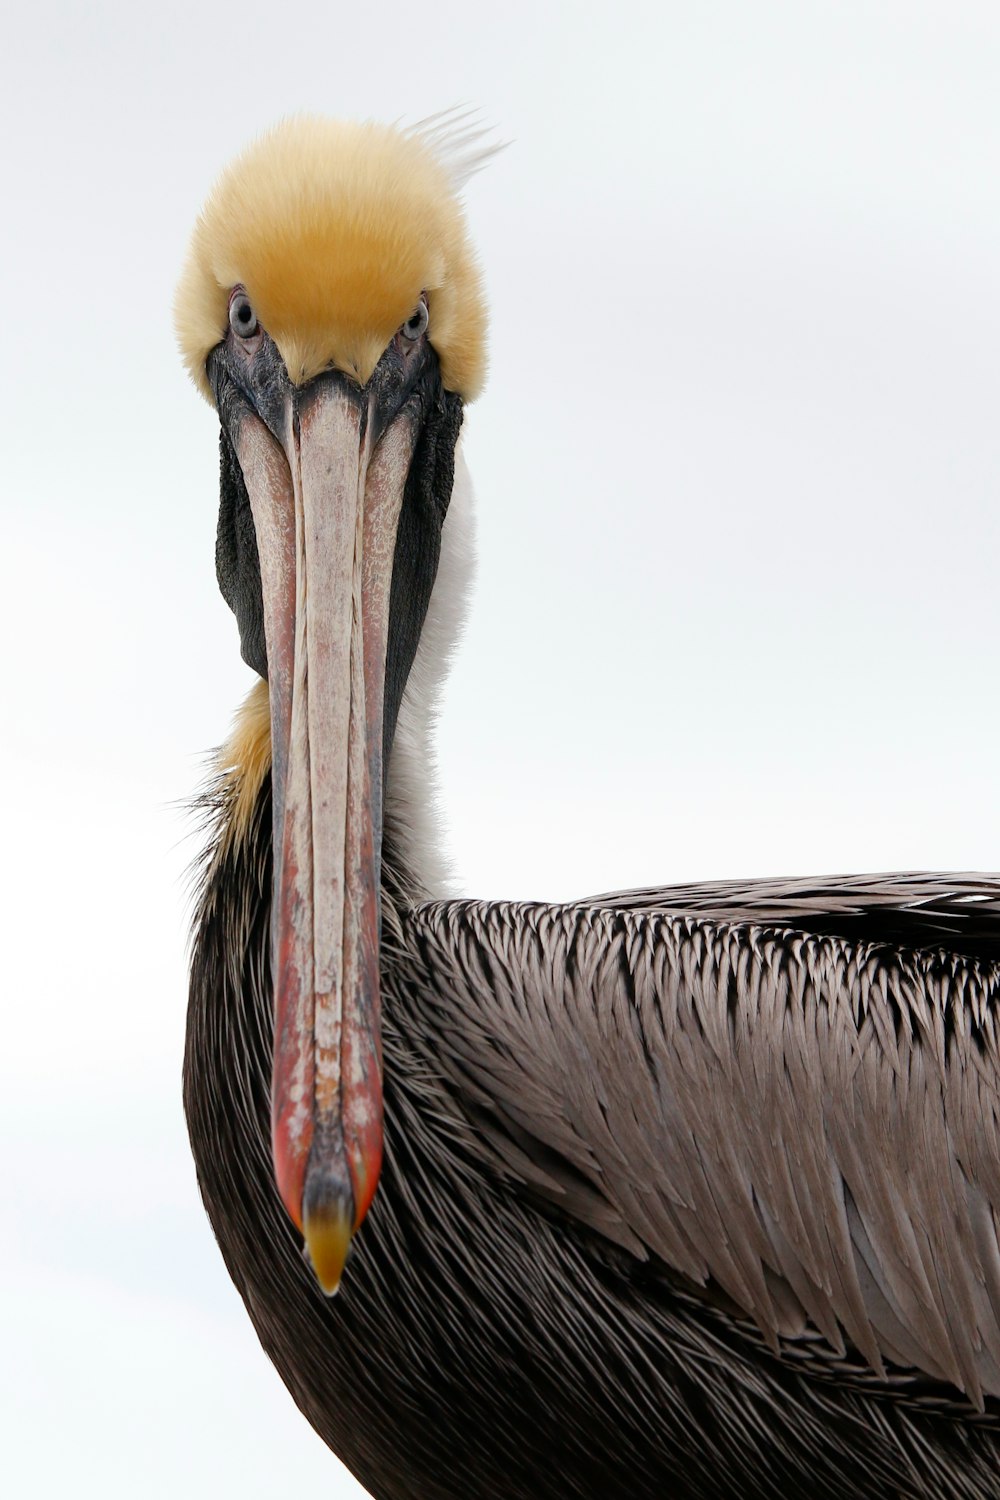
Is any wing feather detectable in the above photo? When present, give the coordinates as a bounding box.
[399,874,1000,1403]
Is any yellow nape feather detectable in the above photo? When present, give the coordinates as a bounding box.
[217,679,272,849]
[175,116,488,403]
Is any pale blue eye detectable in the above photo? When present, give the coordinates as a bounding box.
[402,299,429,340]
[229,294,258,338]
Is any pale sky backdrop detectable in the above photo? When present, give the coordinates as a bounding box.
[3,2,999,1495]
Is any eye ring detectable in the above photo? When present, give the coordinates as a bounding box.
[401,297,429,342]
[229,291,258,339]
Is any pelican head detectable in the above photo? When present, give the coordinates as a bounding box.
[176,114,489,1293]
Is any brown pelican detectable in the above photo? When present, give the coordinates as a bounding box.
[178,115,1000,1499]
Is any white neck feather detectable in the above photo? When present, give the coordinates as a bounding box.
[383,445,476,898]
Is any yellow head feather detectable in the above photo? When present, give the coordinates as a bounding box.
[175,115,488,402]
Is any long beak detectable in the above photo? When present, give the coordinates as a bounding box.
[229,375,417,1293]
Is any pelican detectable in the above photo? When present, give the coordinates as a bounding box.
[178,115,1000,1499]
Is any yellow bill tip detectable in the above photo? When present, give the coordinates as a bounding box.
[303,1200,354,1296]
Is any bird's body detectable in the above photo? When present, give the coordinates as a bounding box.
[179,115,1000,1499]
[188,772,1000,1498]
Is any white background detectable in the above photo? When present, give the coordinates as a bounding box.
[3,2,999,1495]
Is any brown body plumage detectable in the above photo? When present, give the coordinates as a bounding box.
[187,764,1000,1497]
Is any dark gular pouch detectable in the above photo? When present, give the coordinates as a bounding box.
[216,425,268,680]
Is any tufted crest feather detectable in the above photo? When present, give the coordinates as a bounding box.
[175,114,490,402]
[409,107,506,190]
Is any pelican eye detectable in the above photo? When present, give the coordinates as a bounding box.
[229,294,258,339]
[402,299,429,341]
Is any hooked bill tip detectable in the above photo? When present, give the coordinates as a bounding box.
[302,1152,356,1295]
[303,1198,354,1296]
